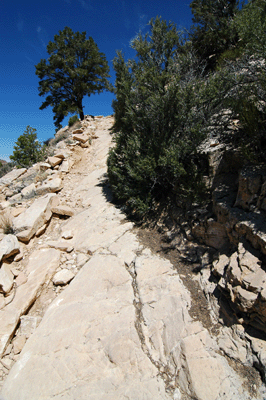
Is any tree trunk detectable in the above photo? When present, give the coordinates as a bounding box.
[78,99,84,120]
[79,109,84,120]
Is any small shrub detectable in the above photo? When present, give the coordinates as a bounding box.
[68,115,79,127]
[0,162,14,179]
[0,213,14,235]
[49,130,70,146]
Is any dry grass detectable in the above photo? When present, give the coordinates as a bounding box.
[0,212,14,234]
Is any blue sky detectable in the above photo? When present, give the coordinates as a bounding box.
[0,0,193,161]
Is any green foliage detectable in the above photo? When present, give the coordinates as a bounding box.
[68,114,79,127]
[109,4,266,221]
[189,0,241,71]
[35,27,110,129]
[10,126,45,168]
[0,162,14,179]
[108,18,207,219]
[234,0,266,57]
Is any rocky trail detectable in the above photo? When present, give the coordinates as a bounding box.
[0,116,266,399]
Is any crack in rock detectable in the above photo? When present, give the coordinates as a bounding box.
[124,259,183,397]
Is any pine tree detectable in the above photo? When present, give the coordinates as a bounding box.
[189,0,241,70]
[10,126,44,168]
[35,27,110,130]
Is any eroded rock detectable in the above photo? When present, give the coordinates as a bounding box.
[0,264,14,294]
[52,269,75,285]
[13,193,59,242]
[0,235,20,262]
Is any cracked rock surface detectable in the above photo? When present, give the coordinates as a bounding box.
[0,117,264,399]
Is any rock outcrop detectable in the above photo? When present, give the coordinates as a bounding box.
[0,116,265,399]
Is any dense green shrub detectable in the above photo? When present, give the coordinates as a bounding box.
[108,4,266,221]
[189,0,241,71]
[10,126,46,168]
[0,162,15,179]
[108,18,208,219]
[68,115,79,127]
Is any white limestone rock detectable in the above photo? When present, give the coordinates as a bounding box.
[35,177,62,196]
[0,234,20,261]
[0,264,14,294]
[47,241,74,253]
[0,168,27,186]
[21,183,36,199]
[13,335,27,355]
[52,269,75,285]
[47,156,62,168]
[72,133,88,143]
[13,193,59,242]
[51,204,74,217]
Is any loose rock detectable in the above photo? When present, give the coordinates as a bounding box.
[52,269,75,285]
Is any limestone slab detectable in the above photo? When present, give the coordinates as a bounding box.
[0,235,20,262]
[51,205,74,217]
[35,178,62,196]
[73,133,88,143]
[1,254,170,400]
[47,156,62,168]
[13,193,58,241]
[0,169,27,186]
[0,248,60,357]
[0,264,13,294]
[52,269,74,285]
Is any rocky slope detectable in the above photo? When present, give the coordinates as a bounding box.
[0,116,265,399]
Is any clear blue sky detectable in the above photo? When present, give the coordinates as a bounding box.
[0,0,193,161]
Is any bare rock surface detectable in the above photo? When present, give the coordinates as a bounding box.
[0,116,264,399]
[52,269,74,285]
[12,193,58,242]
[0,169,27,186]
[1,116,262,400]
[0,248,60,357]
[0,265,13,294]
[35,177,62,196]
[0,235,20,262]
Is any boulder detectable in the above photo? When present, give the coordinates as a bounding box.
[21,183,36,199]
[205,219,228,249]
[39,162,51,171]
[232,286,258,312]
[72,128,83,134]
[0,235,20,261]
[51,204,74,217]
[0,264,14,294]
[212,254,229,277]
[13,193,59,242]
[59,159,70,173]
[47,156,62,168]
[0,168,27,186]
[35,178,62,196]
[72,133,88,143]
[52,269,75,286]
